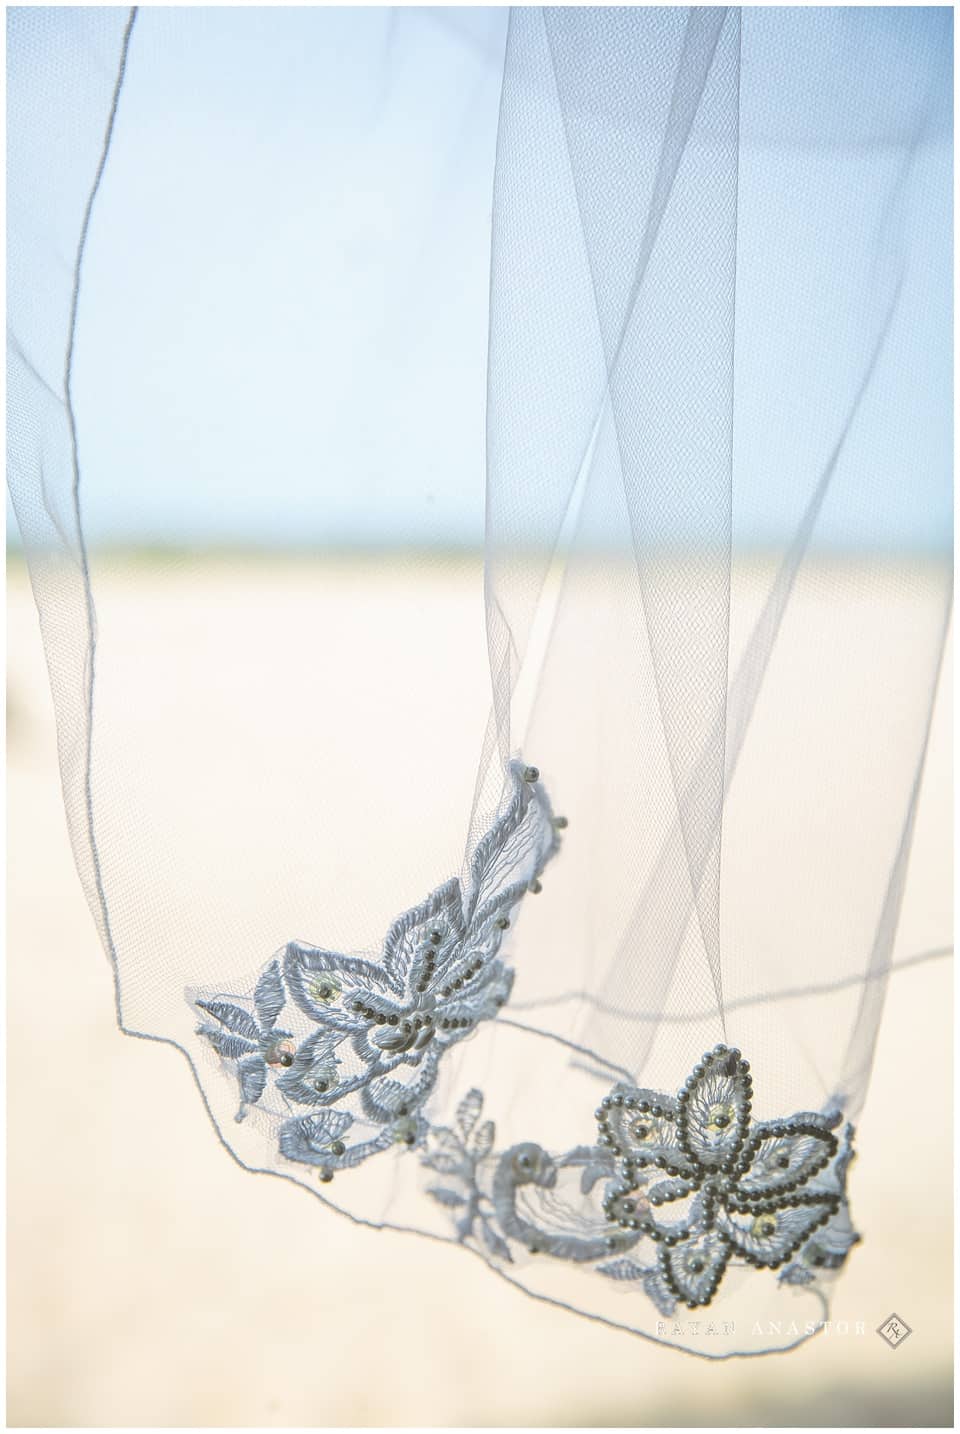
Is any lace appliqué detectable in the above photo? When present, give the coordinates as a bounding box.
[189,761,561,1171]
[190,774,859,1319]
[423,1047,859,1317]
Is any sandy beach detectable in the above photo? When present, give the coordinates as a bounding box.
[7,554,952,1426]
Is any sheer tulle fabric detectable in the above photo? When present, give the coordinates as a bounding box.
[7,7,951,1356]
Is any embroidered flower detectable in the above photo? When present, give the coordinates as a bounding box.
[280,761,561,1105]
[597,1045,851,1308]
[192,959,294,1120]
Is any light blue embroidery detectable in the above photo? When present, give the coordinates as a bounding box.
[190,759,561,1148]
[421,1089,508,1256]
[422,1048,859,1318]
[194,963,296,1121]
[279,761,559,1105]
[189,771,859,1321]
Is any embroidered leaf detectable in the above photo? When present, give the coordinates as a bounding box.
[737,1121,836,1200]
[279,1110,355,1167]
[465,761,559,922]
[432,1126,467,1161]
[597,1258,646,1281]
[660,1229,730,1308]
[599,1086,696,1179]
[679,1048,752,1170]
[276,1028,342,1106]
[471,1120,495,1158]
[426,1186,466,1208]
[360,1054,440,1122]
[196,1000,261,1042]
[382,877,465,984]
[283,942,399,1026]
[197,1023,259,1060]
[253,961,285,1030]
[456,1088,483,1141]
[441,962,514,1027]
[238,1055,266,1106]
[717,1198,837,1266]
[470,880,531,951]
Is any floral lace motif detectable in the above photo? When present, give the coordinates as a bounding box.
[190,765,859,1318]
[190,760,561,1168]
[422,1048,859,1316]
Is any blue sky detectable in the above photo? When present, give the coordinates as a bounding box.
[7,5,952,553]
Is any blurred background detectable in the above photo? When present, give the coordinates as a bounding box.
[7,551,952,1427]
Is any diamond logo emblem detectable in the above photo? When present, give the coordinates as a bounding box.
[877,1313,913,1349]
